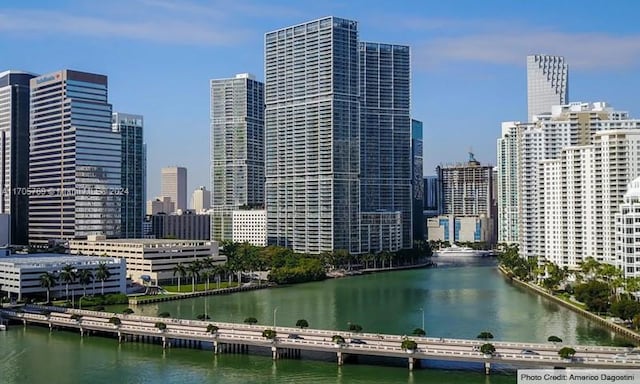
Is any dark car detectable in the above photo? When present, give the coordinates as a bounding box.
[287,334,304,340]
[350,338,367,344]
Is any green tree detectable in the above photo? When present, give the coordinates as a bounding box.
[95,262,111,296]
[188,260,202,292]
[480,343,496,356]
[296,319,309,329]
[332,335,345,345]
[412,328,426,337]
[574,280,611,313]
[244,317,258,325]
[155,322,167,331]
[122,308,134,315]
[172,263,187,292]
[558,347,576,360]
[58,264,76,300]
[611,299,640,321]
[39,272,58,303]
[262,329,277,340]
[401,338,418,351]
[109,316,121,326]
[348,323,363,333]
[477,331,494,341]
[547,335,563,343]
[158,312,171,318]
[77,269,93,297]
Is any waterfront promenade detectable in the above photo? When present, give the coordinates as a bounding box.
[1,305,638,374]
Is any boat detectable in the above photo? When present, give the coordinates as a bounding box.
[434,244,490,257]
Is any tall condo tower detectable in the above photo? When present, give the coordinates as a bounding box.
[527,54,568,121]
[112,113,145,238]
[359,42,412,249]
[265,17,361,254]
[0,70,36,245]
[411,119,424,241]
[29,70,121,244]
[210,73,264,209]
[161,166,187,212]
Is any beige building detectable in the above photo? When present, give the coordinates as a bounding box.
[161,166,187,212]
[427,214,494,244]
[69,235,224,284]
[192,186,211,213]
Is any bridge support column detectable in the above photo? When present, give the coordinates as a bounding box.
[337,351,343,366]
[118,332,122,344]
[213,341,218,354]
[484,361,491,375]
[408,357,414,371]
[271,346,278,360]
[162,336,167,349]
[80,328,84,337]
[49,322,52,332]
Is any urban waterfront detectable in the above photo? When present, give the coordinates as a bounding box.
[0,259,633,384]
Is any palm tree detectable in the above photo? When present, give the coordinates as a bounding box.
[39,272,58,303]
[77,269,93,297]
[173,263,187,292]
[188,260,202,292]
[95,262,111,296]
[58,264,76,301]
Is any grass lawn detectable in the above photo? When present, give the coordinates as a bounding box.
[163,281,240,293]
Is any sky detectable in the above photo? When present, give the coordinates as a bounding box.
[2,0,640,201]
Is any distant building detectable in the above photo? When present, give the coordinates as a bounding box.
[0,70,36,245]
[0,254,126,301]
[496,121,520,244]
[527,54,568,122]
[192,186,211,212]
[146,196,174,215]
[231,210,267,246]
[615,176,640,278]
[29,70,121,244]
[69,235,222,284]
[423,176,439,217]
[113,113,145,238]
[161,166,187,212]
[144,211,210,240]
[0,213,10,246]
[427,215,494,244]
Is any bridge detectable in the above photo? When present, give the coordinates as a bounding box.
[1,305,638,374]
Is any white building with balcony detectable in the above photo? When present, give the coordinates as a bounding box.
[615,176,640,278]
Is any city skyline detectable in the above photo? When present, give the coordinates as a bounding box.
[1,1,639,198]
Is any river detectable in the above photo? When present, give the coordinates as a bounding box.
[0,258,633,384]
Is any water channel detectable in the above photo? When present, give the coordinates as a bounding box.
[0,258,633,384]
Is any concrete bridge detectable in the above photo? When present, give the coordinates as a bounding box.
[2,305,638,374]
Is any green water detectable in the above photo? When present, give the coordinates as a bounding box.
[0,258,632,384]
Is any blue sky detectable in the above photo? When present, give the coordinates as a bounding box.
[2,0,640,200]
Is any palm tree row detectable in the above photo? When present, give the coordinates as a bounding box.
[172,256,231,293]
[39,262,112,303]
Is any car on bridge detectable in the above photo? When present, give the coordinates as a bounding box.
[520,349,539,355]
[614,350,640,361]
[287,334,304,340]
[349,338,367,345]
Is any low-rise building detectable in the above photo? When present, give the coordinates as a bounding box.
[69,235,224,284]
[211,209,267,247]
[143,211,211,240]
[0,254,126,301]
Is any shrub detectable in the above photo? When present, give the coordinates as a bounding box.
[206,324,219,334]
[109,317,121,326]
[332,335,345,345]
[348,323,363,333]
[480,343,496,356]
[155,322,167,331]
[158,312,171,318]
[262,329,277,339]
[558,347,576,360]
[296,319,309,329]
[122,308,134,315]
[412,328,426,337]
[244,317,258,325]
[547,335,562,343]
[401,338,418,351]
[196,314,211,320]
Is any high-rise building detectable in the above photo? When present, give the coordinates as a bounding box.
[615,176,640,278]
[210,73,264,209]
[527,54,568,122]
[359,41,412,249]
[411,119,424,241]
[517,102,640,262]
[192,186,211,212]
[29,70,121,244]
[496,121,520,244]
[423,176,439,214]
[161,166,186,212]
[146,196,174,215]
[112,113,145,238]
[265,17,361,254]
[0,70,36,245]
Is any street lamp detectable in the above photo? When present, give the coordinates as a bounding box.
[418,307,425,332]
[273,307,278,329]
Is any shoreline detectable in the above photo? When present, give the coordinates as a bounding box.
[497,265,640,342]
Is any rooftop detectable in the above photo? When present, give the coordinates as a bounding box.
[70,238,213,246]
[0,254,120,267]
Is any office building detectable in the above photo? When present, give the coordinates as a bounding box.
[496,121,520,244]
[423,176,439,216]
[0,254,126,301]
[29,70,121,244]
[144,211,211,240]
[0,70,36,245]
[527,54,568,121]
[265,17,361,254]
[192,186,211,212]
[161,166,187,212]
[210,73,264,209]
[69,235,222,284]
[411,119,424,241]
[146,196,174,215]
[359,41,412,249]
[231,209,267,246]
[112,113,145,238]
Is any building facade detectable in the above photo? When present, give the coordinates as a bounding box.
[112,113,145,238]
[144,211,211,240]
[0,70,36,245]
[359,41,412,249]
[231,210,267,246]
[427,215,493,244]
[423,176,439,216]
[0,254,126,301]
[161,166,187,212]
[411,119,424,241]
[496,121,520,244]
[29,70,121,244]
[265,17,361,254]
[69,236,222,284]
[615,176,640,278]
[527,54,568,122]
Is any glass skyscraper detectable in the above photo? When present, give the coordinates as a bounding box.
[29,70,121,244]
[0,70,36,245]
[112,113,145,238]
[359,42,412,249]
[411,119,424,242]
[265,17,361,254]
